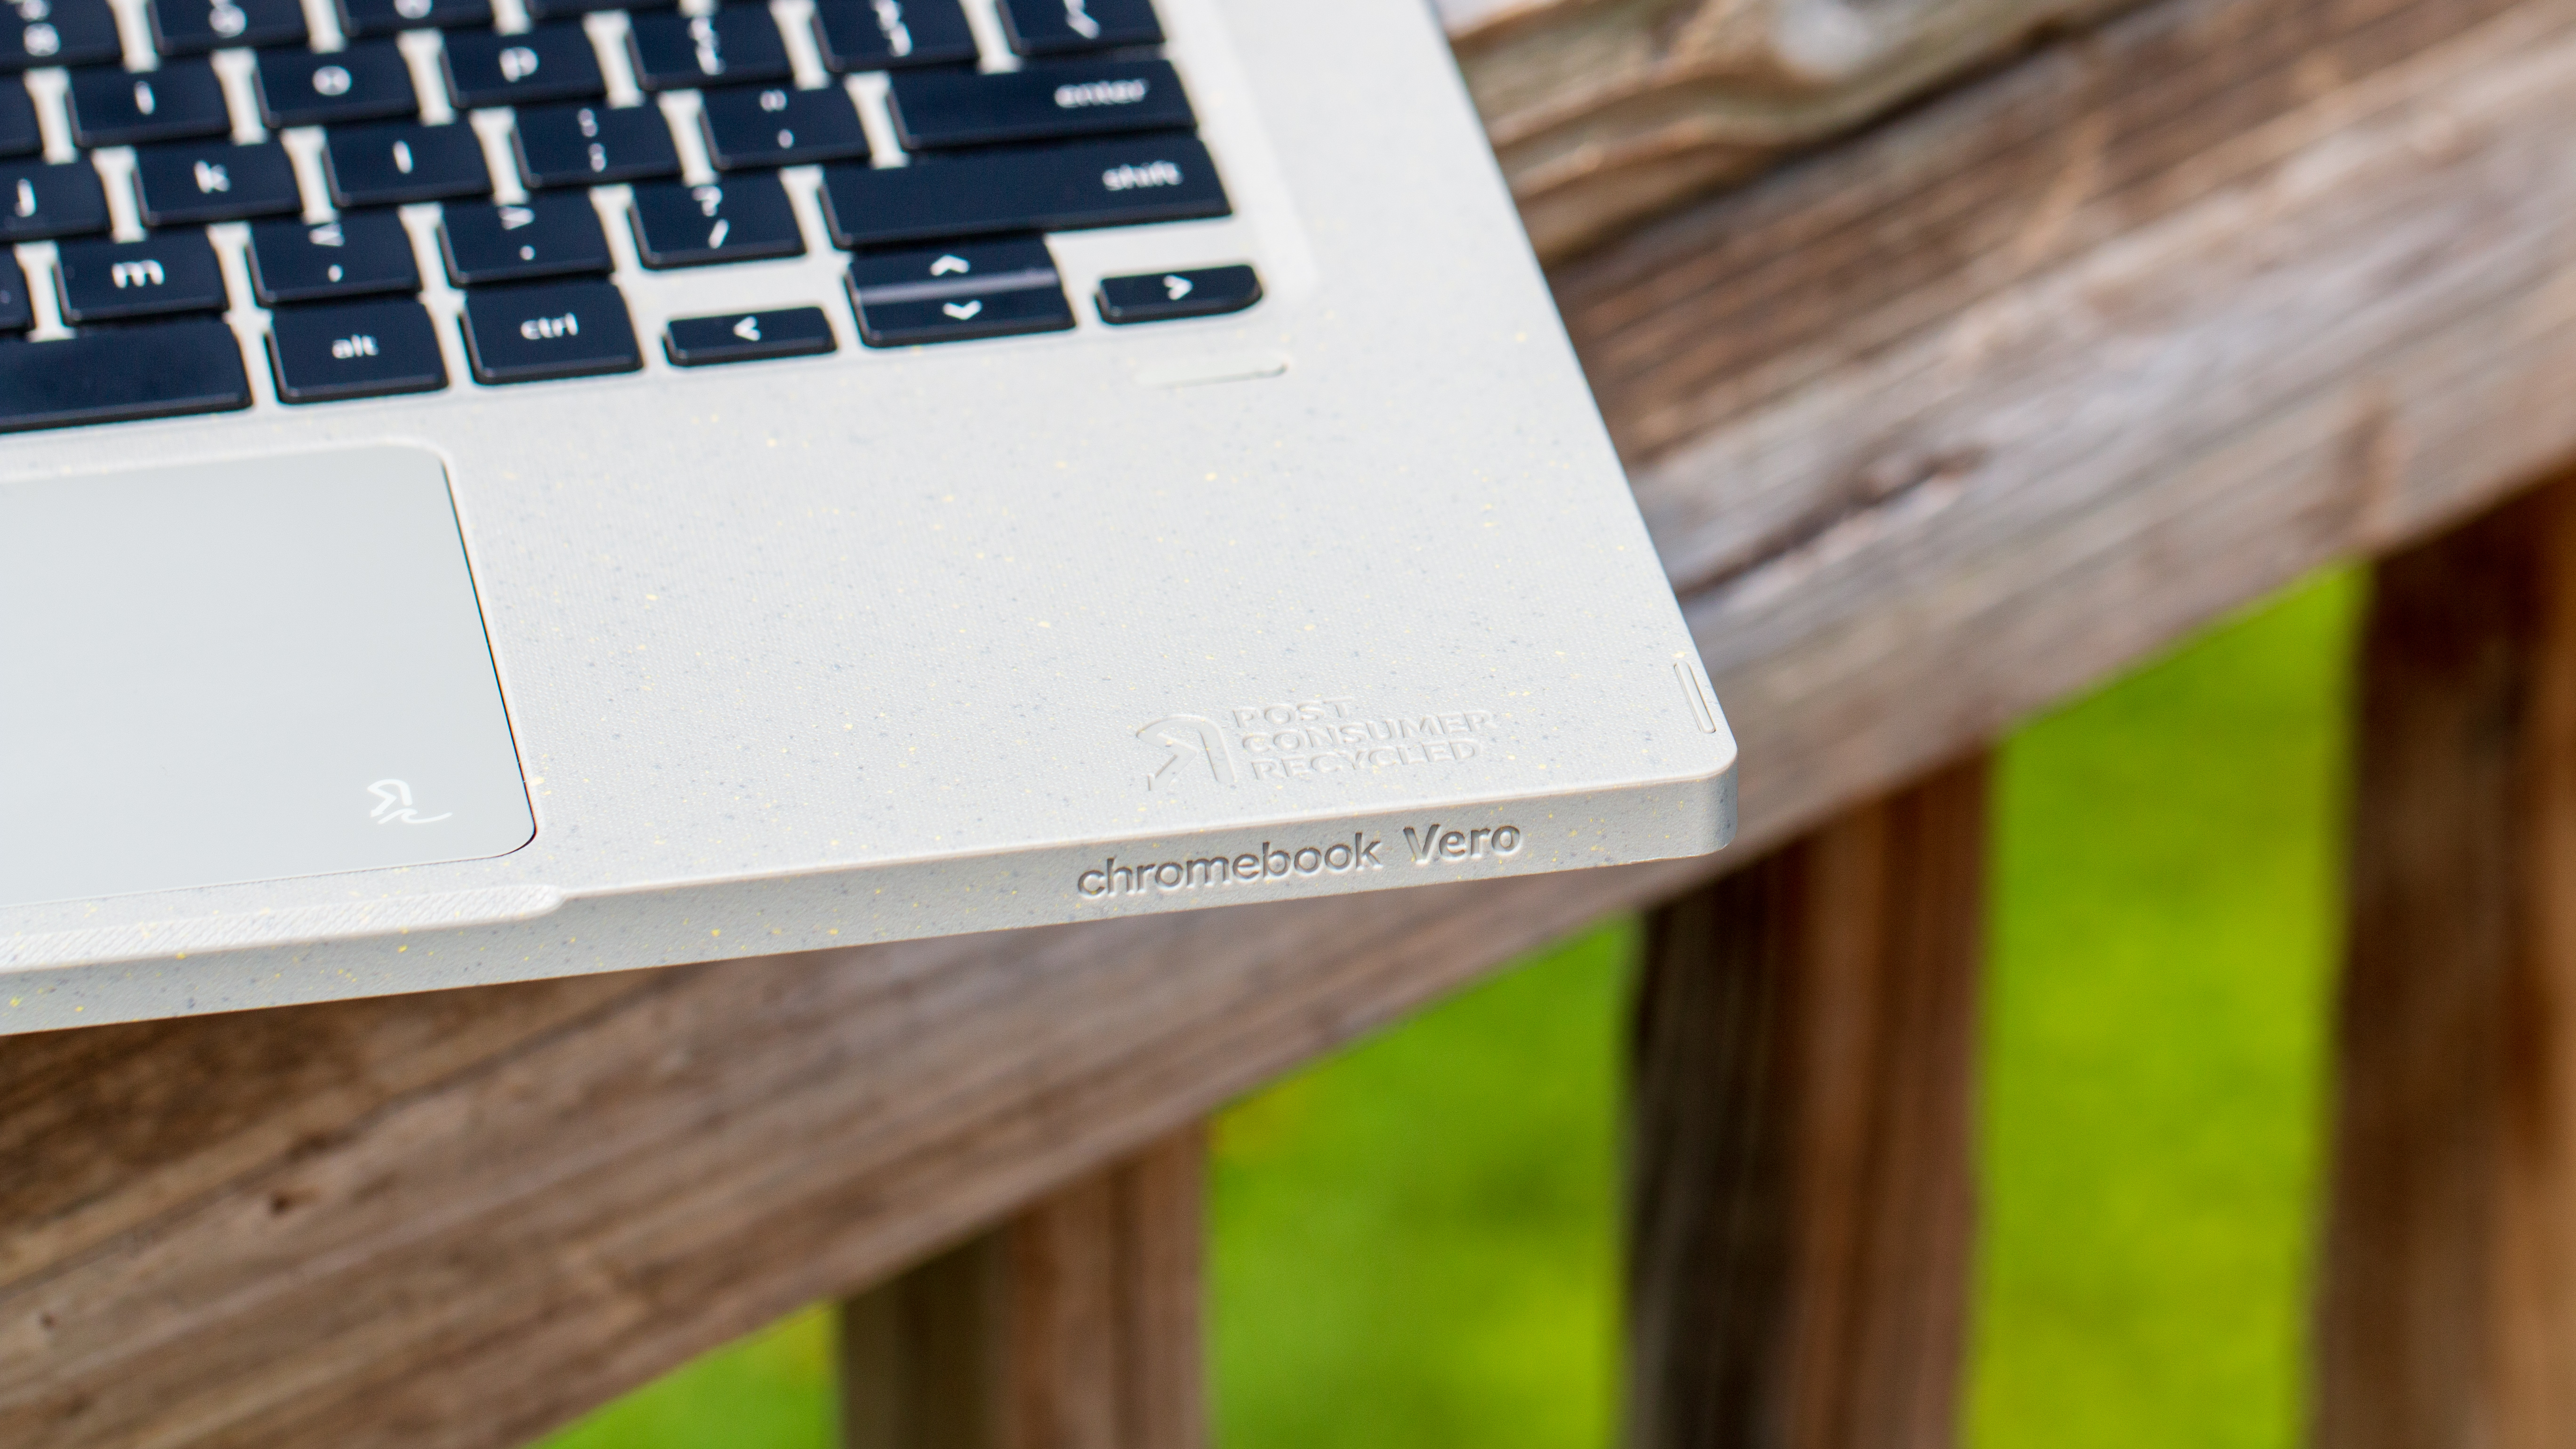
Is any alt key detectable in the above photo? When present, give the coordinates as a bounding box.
[1095,264,1261,325]
[666,306,836,367]
[268,299,448,403]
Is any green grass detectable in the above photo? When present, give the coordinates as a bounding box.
[1210,919,1633,1449]
[531,571,2359,1449]
[1967,571,2358,1449]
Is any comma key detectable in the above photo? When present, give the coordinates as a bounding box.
[268,298,446,402]
[247,211,420,305]
[459,280,639,384]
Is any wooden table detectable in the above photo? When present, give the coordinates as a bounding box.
[12,0,2576,1443]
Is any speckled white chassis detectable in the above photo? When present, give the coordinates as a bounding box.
[0,0,1736,1031]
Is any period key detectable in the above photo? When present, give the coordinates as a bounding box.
[267,299,446,402]
[665,306,834,365]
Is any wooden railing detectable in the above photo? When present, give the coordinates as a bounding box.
[12,0,2576,1442]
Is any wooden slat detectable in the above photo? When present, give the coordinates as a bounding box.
[16,0,2576,1442]
[2313,475,2576,1448]
[1441,0,2143,259]
[842,1128,1204,1449]
[1628,757,1984,1449]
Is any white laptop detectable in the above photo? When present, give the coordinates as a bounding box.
[0,0,1736,1031]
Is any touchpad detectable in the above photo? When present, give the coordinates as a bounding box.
[2,446,534,907]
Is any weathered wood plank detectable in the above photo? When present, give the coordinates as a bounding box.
[842,1128,1204,1449]
[15,0,2576,1443]
[1628,757,1983,1449]
[1439,0,2147,258]
[2313,476,2576,1449]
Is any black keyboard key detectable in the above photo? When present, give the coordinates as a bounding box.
[56,233,229,322]
[4,0,124,71]
[0,322,250,432]
[514,102,677,188]
[699,84,867,169]
[247,210,419,302]
[443,24,602,110]
[846,235,1069,346]
[336,0,489,35]
[522,0,667,20]
[1096,262,1256,323]
[0,250,28,331]
[0,160,109,241]
[628,174,801,266]
[626,10,788,90]
[995,0,1156,56]
[822,136,1223,248]
[257,43,416,127]
[460,279,637,382]
[133,140,301,223]
[811,0,975,72]
[439,193,608,285]
[0,79,35,156]
[324,121,489,206]
[68,63,232,147]
[665,305,832,365]
[152,0,306,54]
[849,274,1071,345]
[889,59,1187,151]
[267,297,444,401]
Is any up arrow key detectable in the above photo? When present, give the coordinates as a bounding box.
[929,255,970,276]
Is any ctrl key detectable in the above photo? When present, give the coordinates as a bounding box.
[269,300,447,403]
[461,281,640,385]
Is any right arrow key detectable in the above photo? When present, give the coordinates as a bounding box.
[1095,264,1262,325]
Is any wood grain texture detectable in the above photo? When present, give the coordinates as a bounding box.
[1628,757,1983,1449]
[842,1129,1204,1449]
[2314,477,2576,1449]
[16,0,2576,1442]
[1443,0,2143,258]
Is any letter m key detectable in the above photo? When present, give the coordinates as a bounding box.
[109,259,165,289]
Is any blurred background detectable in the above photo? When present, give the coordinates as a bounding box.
[529,569,2357,1448]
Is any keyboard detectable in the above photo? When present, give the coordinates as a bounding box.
[0,0,1261,432]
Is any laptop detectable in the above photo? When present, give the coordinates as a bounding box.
[0,0,1736,1031]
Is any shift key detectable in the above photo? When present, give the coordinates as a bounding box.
[821,136,1227,249]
